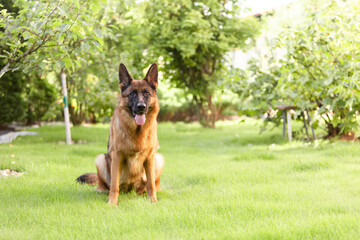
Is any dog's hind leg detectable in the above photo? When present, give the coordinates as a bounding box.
[95,154,110,193]
[154,153,164,191]
[136,178,147,195]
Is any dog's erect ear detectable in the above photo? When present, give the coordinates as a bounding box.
[144,63,158,89]
[119,63,133,90]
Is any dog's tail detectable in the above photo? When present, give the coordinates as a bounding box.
[76,173,98,185]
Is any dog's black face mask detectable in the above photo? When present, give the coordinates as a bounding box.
[118,63,158,126]
[127,87,152,125]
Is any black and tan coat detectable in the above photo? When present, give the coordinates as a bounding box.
[77,63,164,205]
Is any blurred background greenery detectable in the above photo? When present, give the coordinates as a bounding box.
[0,0,359,138]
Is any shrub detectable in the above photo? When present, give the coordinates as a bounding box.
[25,74,56,124]
[0,71,26,125]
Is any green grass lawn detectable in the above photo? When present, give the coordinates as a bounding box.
[1,119,360,239]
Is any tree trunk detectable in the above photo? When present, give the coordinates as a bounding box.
[327,123,340,137]
[194,95,217,128]
[207,95,217,128]
[60,68,72,145]
[88,112,97,123]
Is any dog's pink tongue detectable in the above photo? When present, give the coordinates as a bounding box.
[135,114,146,125]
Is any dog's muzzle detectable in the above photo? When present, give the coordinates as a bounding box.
[136,103,146,113]
[134,103,146,125]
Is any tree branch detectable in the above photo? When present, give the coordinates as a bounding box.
[0,62,11,78]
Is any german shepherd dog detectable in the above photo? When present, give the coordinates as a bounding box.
[76,63,164,205]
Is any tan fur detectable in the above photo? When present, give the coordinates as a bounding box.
[76,63,164,205]
[95,63,163,205]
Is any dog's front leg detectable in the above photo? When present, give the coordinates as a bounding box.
[144,155,157,202]
[108,151,122,206]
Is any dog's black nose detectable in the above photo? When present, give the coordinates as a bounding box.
[137,103,146,111]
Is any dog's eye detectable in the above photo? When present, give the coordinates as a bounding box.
[130,91,137,97]
[144,91,150,97]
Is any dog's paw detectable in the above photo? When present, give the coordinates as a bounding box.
[148,194,158,203]
[108,192,119,206]
[108,200,118,206]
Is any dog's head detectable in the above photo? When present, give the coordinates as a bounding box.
[118,63,158,126]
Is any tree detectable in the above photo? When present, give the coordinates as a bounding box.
[144,0,260,127]
[0,1,57,125]
[232,0,360,137]
[0,70,26,125]
[0,0,105,77]
[0,0,106,144]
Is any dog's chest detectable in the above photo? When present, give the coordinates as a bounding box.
[126,152,145,178]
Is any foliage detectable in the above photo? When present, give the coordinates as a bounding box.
[144,0,261,127]
[1,0,253,126]
[0,1,23,125]
[0,70,26,125]
[0,0,111,125]
[0,0,19,15]
[25,73,56,124]
[0,0,106,77]
[0,70,55,125]
[232,0,360,137]
[67,72,117,125]
[157,80,243,122]
[0,0,107,123]
[0,1,56,125]
[157,80,193,121]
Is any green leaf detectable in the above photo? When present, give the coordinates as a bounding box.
[36,21,46,32]
[57,6,68,17]
[345,97,354,108]
[81,42,90,52]
[91,40,100,49]
[72,25,85,36]
[58,23,69,33]
[63,56,73,69]
[39,62,46,70]
[324,78,333,86]
[94,29,102,38]
[11,67,20,72]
